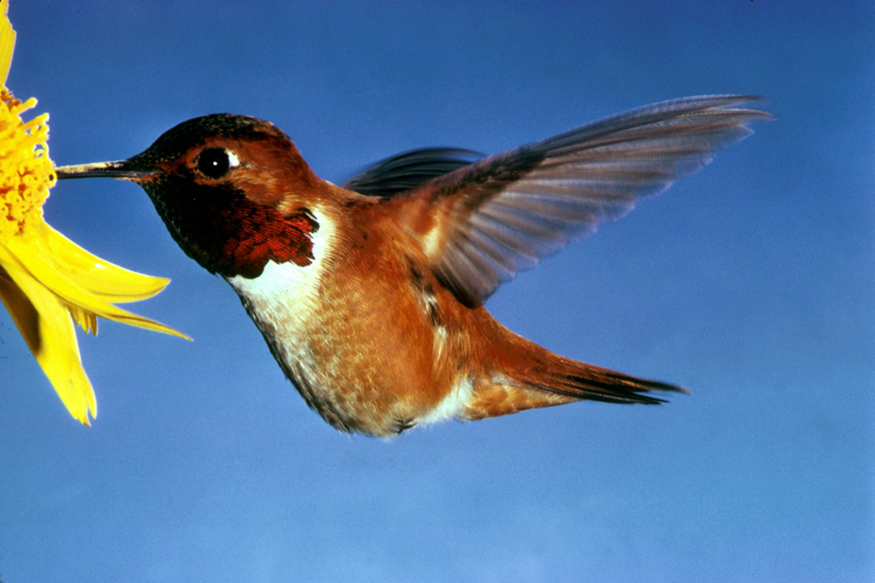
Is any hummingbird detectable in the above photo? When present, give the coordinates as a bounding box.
[56,95,769,437]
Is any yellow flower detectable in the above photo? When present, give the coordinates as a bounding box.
[0,0,188,425]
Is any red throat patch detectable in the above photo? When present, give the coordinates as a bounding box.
[219,206,319,278]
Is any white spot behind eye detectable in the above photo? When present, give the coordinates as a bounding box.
[194,147,242,179]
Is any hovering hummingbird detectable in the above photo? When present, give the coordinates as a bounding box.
[56,95,769,437]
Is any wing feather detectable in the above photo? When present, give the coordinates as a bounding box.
[343,148,483,197]
[399,95,771,307]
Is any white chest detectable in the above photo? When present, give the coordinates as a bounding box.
[224,210,335,410]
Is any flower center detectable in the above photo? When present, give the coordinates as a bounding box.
[0,89,55,237]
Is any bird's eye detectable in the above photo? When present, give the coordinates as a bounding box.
[195,147,240,179]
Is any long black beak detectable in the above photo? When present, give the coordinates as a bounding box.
[55,161,153,180]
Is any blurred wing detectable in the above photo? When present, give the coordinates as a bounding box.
[343,148,484,197]
[400,95,772,307]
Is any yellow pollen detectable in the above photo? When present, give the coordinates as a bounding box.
[0,88,55,237]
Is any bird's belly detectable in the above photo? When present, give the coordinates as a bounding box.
[245,315,467,436]
[226,258,466,436]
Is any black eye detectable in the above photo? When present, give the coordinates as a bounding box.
[196,147,237,179]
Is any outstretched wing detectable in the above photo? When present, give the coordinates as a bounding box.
[396,95,771,307]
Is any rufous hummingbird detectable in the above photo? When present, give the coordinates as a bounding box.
[56,95,769,437]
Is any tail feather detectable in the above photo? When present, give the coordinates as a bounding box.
[462,324,686,421]
[530,365,688,405]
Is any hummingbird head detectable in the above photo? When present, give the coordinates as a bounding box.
[56,114,322,279]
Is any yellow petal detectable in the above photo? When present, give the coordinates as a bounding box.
[0,238,190,340]
[0,0,14,87]
[0,263,96,425]
[40,221,171,303]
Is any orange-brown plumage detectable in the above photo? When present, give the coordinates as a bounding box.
[55,96,770,436]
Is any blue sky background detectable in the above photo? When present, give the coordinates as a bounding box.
[2,1,873,581]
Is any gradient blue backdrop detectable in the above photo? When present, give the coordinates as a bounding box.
[2,1,873,582]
